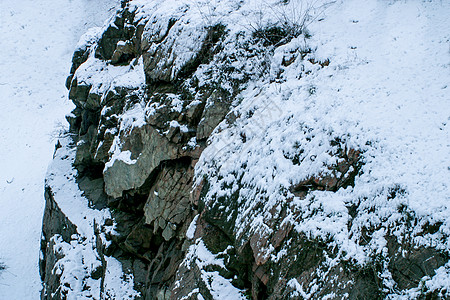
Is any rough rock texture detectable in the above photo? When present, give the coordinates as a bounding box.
[40,1,238,298]
[40,1,449,299]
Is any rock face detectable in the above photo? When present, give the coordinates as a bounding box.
[40,1,240,298]
[40,1,449,299]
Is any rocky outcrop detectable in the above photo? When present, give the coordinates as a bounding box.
[40,1,241,298]
[40,1,449,299]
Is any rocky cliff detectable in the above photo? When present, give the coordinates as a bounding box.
[40,0,450,299]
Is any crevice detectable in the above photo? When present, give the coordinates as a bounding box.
[177,24,227,80]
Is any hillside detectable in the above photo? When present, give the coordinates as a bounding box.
[38,0,449,299]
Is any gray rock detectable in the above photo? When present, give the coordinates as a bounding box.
[196,91,231,140]
[143,164,193,237]
[103,125,179,198]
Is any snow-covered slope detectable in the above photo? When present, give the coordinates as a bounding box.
[37,0,449,299]
[197,0,450,297]
[0,0,119,298]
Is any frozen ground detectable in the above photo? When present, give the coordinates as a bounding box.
[0,0,119,298]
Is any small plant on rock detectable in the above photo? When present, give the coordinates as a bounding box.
[249,0,334,47]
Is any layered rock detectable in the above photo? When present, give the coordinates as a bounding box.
[40,0,247,298]
[40,0,450,299]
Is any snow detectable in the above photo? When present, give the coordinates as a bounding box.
[49,234,103,299]
[74,55,146,96]
[46,137,111,237]
[183,239,246,299]
[0,0,119,298]
[194,0,450,296]
[0,0,448,297]
[287,278,309,299]
[44,136,140,299]
[105,150,138,170]
[186,215,199,239]
[170,120,190,133]
[104,101,148,171]
[103,256,140,299]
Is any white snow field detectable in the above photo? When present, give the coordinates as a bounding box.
[0,0,119,298]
